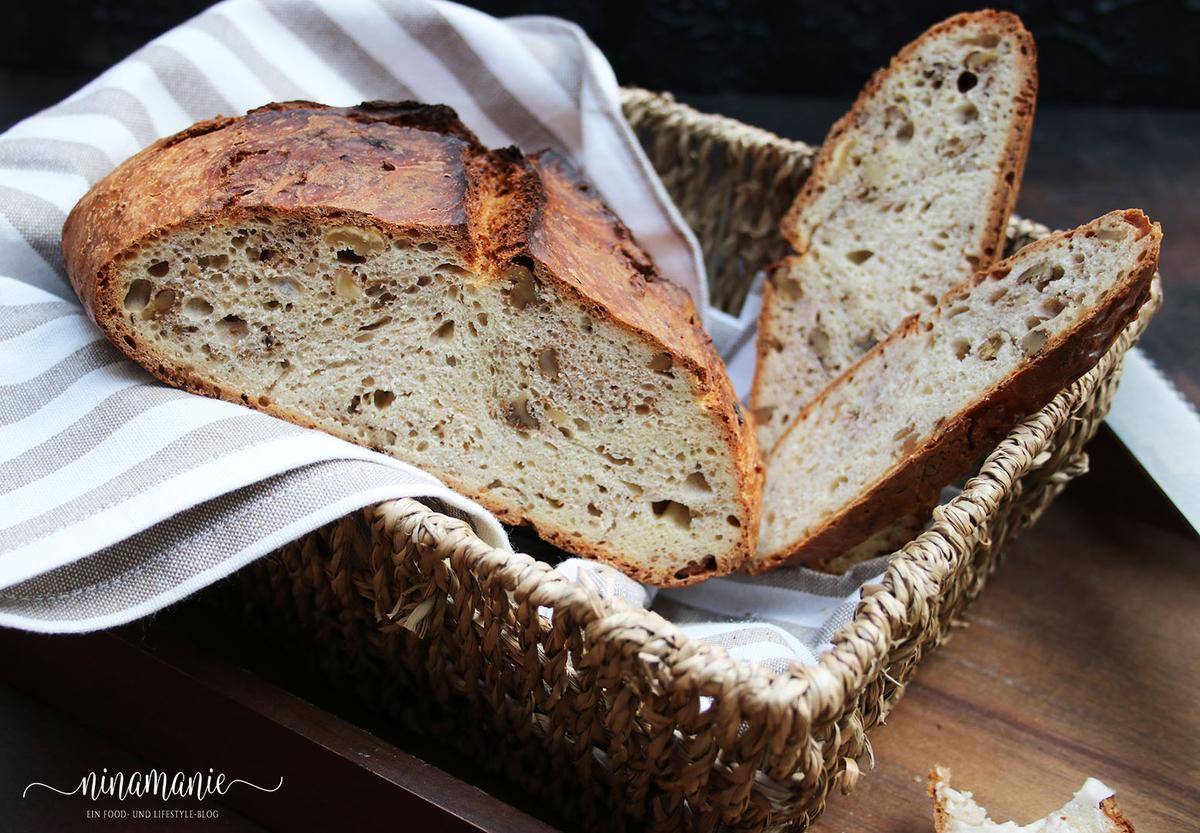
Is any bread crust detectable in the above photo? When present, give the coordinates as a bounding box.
[750,10,1038,449]
[753,210,1160,571]
[62,101,760,587]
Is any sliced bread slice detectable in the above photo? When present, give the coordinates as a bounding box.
[751,11,1037,450]
[754,210,1160,570]
[929,766,1137,833]
[62,101,761,586]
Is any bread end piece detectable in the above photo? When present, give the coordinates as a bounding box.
[928,766,1137,832]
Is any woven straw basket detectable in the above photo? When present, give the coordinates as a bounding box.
[216,89,1161,831]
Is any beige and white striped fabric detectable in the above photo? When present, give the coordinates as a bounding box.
[0,0,885,666]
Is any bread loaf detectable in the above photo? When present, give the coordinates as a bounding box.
[751,11,1037,451]
[62,101,762,586]
[755,210,1160,571]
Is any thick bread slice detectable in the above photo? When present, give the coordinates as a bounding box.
[751,11,1037,450]
[929,766,1137,833]
[62,101,762,587]
[754,210,1160,570]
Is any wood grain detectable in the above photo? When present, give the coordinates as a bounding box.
[814,428,1200,833]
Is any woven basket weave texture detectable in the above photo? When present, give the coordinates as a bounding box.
[218,88,1161,832]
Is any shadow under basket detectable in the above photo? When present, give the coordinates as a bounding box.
[209,89,1162,832]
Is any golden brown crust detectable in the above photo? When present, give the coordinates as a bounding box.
[62,100,759,587]
[753,210,1161,570]
[751,11,1038,443]
[1100,796,1137,833]
[928,767,951,833]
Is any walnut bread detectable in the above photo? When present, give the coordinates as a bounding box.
[751,10,1037,451]
[755,209,1161,571]
[62,100,762,587]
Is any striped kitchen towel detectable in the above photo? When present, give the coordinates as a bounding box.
[0,0,886,666]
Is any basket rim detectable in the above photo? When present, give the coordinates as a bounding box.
[369,92,1164,729]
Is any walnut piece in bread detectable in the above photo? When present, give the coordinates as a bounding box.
[62,101,761,586]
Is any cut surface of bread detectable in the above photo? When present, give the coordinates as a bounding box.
[62,101,761,586]
[751,11,1037,450]
[755,210,1160,570]
[929,766,1136,833]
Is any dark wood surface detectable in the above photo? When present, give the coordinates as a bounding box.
[814,428,1200,833]
[1,430,1195,833]
[0,614,561,833]
[1,89,1197,832]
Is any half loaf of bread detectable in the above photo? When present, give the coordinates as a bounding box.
[751,11,1037,451]
[62,101,762,586]
[755,209,1160,571]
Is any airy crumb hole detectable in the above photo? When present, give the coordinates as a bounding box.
[146,261,169,277]
[504,264,539,310]
[684,472,712,494]
[537,347,560,380]
[957,71,978,92]
[124,279,153,311]
[505,394,539,430]
[215,314,249,340]
[143,289,176,319]
[1017,262,1066,291]
[373,390,395,409]
[846,249,874,265]
[651,499,692,530]
[183,297,213,320]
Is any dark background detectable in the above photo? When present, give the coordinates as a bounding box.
[2,0,1198,106]
[0,0,1196,404]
